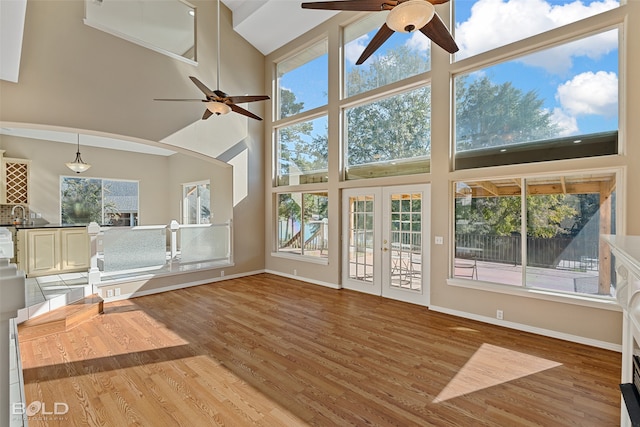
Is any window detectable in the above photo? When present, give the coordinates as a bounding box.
[454,172,616,296]
[276,115,328,186]
[454,0,619,60]
[277,39,328,120]
[344,14,431,97]
[454,29,618,169]
[345,85,431,180]
[182,181,210,224]
[277,192,328,258]
[61,177,139,226]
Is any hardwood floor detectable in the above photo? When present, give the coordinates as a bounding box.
[18,273,621,426]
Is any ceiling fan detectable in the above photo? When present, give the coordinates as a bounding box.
[154,0,269,120]
[301,0,459,65]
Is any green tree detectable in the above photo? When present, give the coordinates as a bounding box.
[456,194,577,238]
[456,75,558,150]
[61,178,118,225]
[345,45,431,167]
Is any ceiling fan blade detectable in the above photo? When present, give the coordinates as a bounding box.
[202,109,214,120]
[420,12,459,54]
[189,76,216,97]
[302,0,395,11]
[154,98,204,102]
[229,104,263,121]
[356,23,394,65]
[214,89,229,98]
[227,95,271,104]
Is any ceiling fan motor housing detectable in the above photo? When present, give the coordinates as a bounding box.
[386,0,435,33]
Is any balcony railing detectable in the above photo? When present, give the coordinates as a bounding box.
[87,220,232,286]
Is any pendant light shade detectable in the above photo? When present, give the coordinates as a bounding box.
[207,101,231,115]
[66,134,91,173]
[386,0,435,33]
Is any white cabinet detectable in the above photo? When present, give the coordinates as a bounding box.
[60,228,90,271]
[602,235,640,427]
[17,228,89,277]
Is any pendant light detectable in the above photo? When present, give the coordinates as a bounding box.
[66,134,91,173]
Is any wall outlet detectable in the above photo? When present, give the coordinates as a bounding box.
[496,309,504,320]
[293,269,297,276]
[106,289,114,298]
[114,288,121,296]
[220,270,225,277]
[435,236,444,245]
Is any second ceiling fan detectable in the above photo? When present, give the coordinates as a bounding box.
[301,0,459,65]
[155,0,269,120]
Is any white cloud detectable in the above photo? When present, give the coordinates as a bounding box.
[549,107,579,136]
[555,71,618,117]
[406,31,430,54]
[345,34,370,65]
[455,0,618,72]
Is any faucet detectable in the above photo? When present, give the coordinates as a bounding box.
[11,205,26,224]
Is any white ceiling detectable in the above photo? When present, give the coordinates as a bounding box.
[222,0,338,55]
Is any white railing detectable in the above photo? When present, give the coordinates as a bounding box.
[87,220,232,287]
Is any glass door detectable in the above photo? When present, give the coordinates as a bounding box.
[342,185,430,306]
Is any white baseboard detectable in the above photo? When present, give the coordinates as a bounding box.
[264,269,340,289]
[429,305,622,352]
[100,269,265,302]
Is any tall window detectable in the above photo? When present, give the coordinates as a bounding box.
[277,192,328,258]
[345,85,431,180]
[61,177,139,226]
[344,14,431,97]
[454,29,619,169]
[276,115,328,186]
[182,180,210,224]
[454,0,619,61]
[454,172,616,296]
[276,39,328,120]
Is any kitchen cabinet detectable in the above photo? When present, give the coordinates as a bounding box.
[1,153,30,205]
[17,228,89,277]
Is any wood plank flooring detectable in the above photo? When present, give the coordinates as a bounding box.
[18,273,621,426]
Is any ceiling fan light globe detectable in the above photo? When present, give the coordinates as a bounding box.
[386,0,435,33]
[207,101,231,115]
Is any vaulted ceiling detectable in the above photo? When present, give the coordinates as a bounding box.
[223,0,338,55]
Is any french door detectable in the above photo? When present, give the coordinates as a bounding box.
[342,185,430,306]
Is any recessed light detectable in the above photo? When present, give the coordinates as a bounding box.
[500,148,507,152]
[188,9,195,17]
[573,139,582,144]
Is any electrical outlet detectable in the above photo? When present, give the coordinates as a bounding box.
[496,309,504,320]
[114,288,121,296]
[220,270,225,277]
[293,269,297,276]
[435,236,444,245]
[106,289,114,298]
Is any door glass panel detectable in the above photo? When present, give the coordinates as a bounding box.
[348,194,375,283]
[389,192,421,291]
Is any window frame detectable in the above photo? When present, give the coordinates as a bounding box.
[182,180,211,225]
[449,168,621,307]
[273,191,329,263]
[452,25,621,171]
[60,175,140,226]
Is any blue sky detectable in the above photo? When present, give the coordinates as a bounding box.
[280,0,619,138]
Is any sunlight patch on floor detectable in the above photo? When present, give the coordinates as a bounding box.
[433,343,562,403]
